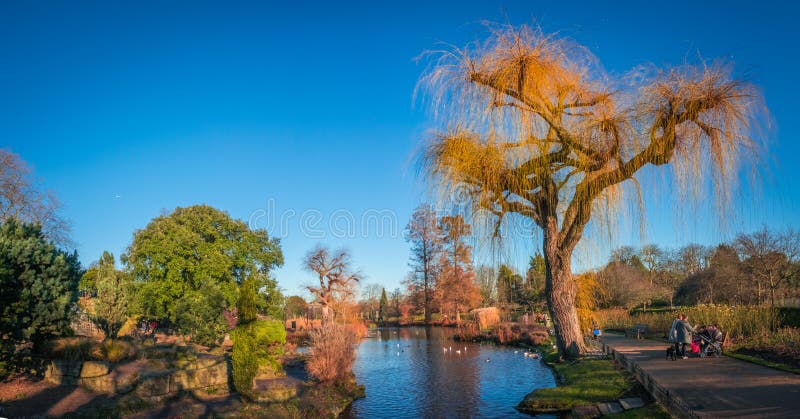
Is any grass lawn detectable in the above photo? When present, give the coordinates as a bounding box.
[726,351,800,375]
[518,349,647,413]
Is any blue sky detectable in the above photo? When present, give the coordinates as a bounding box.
[2,1,799,296]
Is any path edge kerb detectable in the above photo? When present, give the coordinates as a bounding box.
[602,342,698,419]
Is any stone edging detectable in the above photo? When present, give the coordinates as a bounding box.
[602,343,698,419]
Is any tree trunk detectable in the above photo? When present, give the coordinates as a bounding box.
[543,226,586,359]
[321,305,331,325]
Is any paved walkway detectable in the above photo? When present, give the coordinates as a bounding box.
[600,334,800,418]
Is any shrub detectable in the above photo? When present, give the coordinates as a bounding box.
[231,319,286,398]
[0,220,81,348]
[100,339,137,363]
[470,307,500,330]
[594,305,784,340]
[306,322,357,384]
[42,337,95,360]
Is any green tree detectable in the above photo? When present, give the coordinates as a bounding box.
[0,220,81,347]
[284,295,308,319]
[124,205,283,346]
[238,277,258,324]
[418,24,763,357]
[86,251,131,338]
[525,253,547,301]
[378,288,388,322]
[232,319,286,398]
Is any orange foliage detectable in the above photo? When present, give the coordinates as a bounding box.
[306,322,357,384]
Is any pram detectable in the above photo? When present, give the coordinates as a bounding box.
[692,327,724,358]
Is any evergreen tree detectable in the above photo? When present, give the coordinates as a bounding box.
[86,251,131,338]
[238,277,258,324]
[0,220,81,347]
[378,288,388,322]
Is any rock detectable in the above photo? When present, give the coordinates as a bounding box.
[135,372,171,397]
[255,365,286,380]
[45,359,82,385]
[80,375,115,393]
[112,371,139,394]
[192,355,222,369]
[80,361,110,378]
[254,380,298,403]
[171,360,228,392]
[572,404,600,418]
[619,397,645,410]
[597,401,624,414]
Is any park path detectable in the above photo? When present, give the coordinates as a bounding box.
[600,334,800,418]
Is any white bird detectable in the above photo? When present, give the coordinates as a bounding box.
[455,350,461,354]
[397,352,400,356]
[514,350,519,354]
[464,346,467,351]
[397,343,400,347]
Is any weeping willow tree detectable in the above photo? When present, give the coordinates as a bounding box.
[418,24,765,359]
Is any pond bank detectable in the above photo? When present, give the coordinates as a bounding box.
[516,343,669,418]
[0,352,363,418]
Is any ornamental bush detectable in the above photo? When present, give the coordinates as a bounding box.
[231,319,286,398]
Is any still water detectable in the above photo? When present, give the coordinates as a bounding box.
[343,327,557,419]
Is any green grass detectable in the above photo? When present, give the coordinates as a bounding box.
[518,351,642,412]
[726,352,800,375]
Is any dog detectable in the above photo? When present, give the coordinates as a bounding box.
[666,346,677,361]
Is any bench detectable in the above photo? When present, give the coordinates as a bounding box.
[626,323,648,339]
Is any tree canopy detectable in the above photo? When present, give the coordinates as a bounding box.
[125,205,283,345]
[84,251,131,338]
[0,149,70,246]
[0,220,81,346]
[418,23,765,358]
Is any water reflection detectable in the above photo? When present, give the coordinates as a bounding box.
[344,327,556,419]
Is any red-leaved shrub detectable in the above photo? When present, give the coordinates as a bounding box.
[306,322,357,384]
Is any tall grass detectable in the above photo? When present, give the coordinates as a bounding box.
[307,323,357,384]
[594,305,783,340]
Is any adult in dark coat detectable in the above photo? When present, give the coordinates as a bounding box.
[674,316,694,359]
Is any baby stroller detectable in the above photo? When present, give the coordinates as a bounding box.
[693,326,724,358]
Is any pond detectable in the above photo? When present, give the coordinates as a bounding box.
[343,327,557,419]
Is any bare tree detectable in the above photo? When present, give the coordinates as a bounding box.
[405,204,443,324]
[0,149,70,245]
[437,215,480,322]
[735,227,799,307]
[359,283,384,320]
[303,245,361,323]
[418,24,764,358]
[640,244,664,288]
[475,265,497,306]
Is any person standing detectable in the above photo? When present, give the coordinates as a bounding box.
[675,314,694,359]
[668,313,681,344]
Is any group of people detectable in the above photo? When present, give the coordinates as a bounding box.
[138,319,158,336]
[668,314,724,359]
